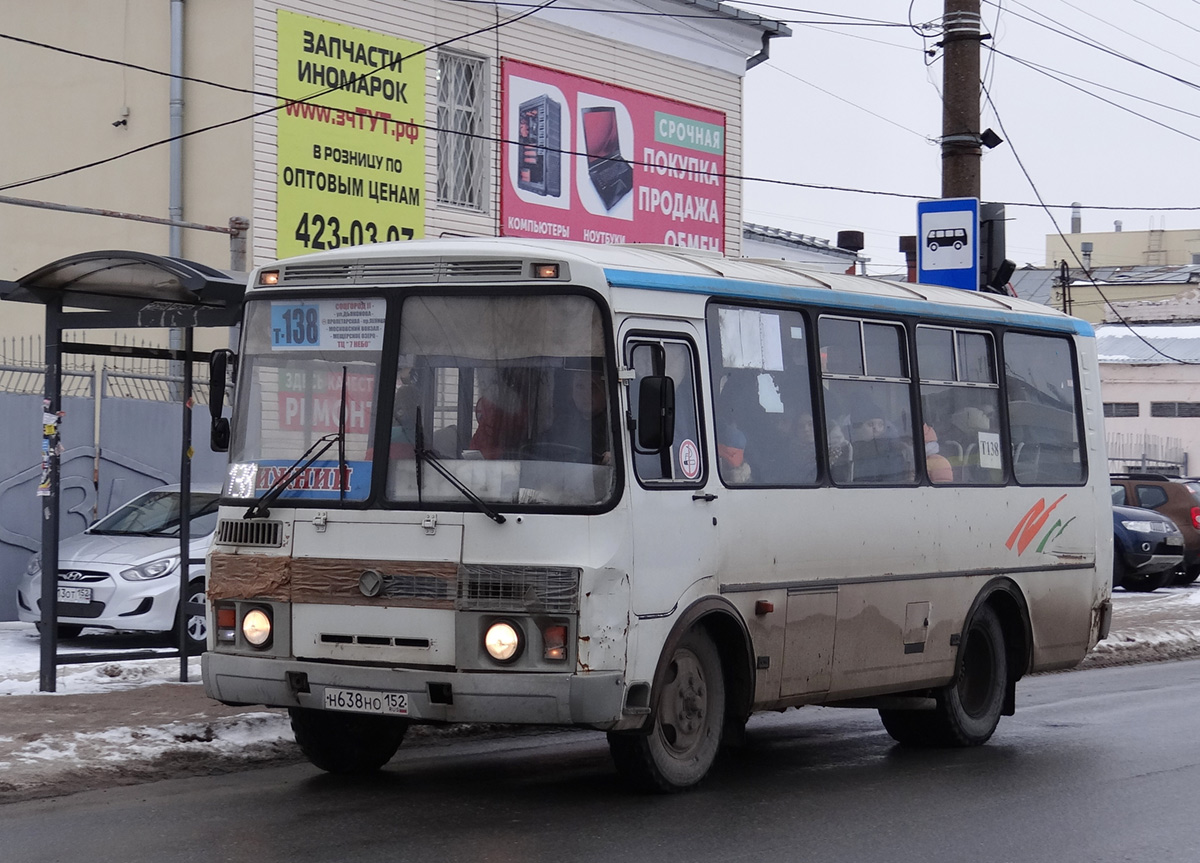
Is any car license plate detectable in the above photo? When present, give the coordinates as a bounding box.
[323,687,409,716]
[57,586,92,604]
[1167,535,1184,546]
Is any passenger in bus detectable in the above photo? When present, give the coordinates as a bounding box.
[470,367,538,459]
[717,422,752,484]
[827,421,852,483]
[850,404,911,483]
[924,423,955,484]
[541,368,612,464]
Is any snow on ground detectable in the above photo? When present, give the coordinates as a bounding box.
[0,621,203,696]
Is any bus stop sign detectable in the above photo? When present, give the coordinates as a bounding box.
[917,197,979,291]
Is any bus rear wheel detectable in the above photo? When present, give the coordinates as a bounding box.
[607,628,725,793]
[288,707,408,774]
[880,604,1007,748]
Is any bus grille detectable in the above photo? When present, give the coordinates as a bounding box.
[379,574,455,602]
[215,518,284,548]
[276,259,527,286]
[457,565,580,613]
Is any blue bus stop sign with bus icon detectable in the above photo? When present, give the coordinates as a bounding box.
[917,197,979,291]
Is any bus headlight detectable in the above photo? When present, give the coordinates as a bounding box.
[242,608,273,647]
[484,620,523,663]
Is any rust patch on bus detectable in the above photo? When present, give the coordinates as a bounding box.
[207,553,457,608]
[208,553,291,601]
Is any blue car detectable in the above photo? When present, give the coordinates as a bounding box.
[1113,504,1184,592]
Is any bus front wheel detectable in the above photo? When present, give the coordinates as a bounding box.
[607,627,725,792]
[880,604,1007,748]
[288,706,408,774]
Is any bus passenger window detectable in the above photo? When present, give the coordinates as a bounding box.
[916,326,1003,485]
[1004,332,1084,485]
[707,305,817,487]
[819,316,915,486]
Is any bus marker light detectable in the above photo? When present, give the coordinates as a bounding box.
[242,608,272,647]
[484,620,522,662]
[542,624,568,660]
[533,263,560,279]
[259,270,280,286]
[755,600,774,616]
[216,605,237,643]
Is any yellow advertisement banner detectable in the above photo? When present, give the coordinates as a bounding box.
[276,10,425,258]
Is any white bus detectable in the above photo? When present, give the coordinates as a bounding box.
[203,238,1112,792]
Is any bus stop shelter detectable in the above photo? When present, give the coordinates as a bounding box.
[0,250,245,691]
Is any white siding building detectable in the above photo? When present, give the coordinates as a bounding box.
[0,0,788,349]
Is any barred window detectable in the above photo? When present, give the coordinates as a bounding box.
[1151,402,1200,417]
[437,52,486,210]
[1103,402,1139,417]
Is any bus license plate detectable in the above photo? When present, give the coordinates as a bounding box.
[57,586,92,604]
[323,687,409,716]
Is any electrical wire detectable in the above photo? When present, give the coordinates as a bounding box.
[979,79,1198,364]
[979,0,1200,92]
[0,0,563,193]
[2,5,1199,217]
[762,63,933,141]
[987,46,1200,144]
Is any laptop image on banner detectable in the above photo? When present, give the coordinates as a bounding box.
[582,106,634,211]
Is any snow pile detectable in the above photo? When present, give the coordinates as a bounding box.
[0,623,203,696]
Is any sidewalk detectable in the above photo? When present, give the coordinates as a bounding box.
[3,587,1200,803]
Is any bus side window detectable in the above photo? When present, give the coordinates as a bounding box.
[628,339,703,484]
[819,316,915,486]
[916,326,1003,485]
[1004,332,1085,485]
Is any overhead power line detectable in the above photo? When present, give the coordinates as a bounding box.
[2,3,1199,217]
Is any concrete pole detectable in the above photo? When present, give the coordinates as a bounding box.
[941,0,982,200]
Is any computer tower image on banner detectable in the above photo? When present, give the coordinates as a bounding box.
[517,95,562,197]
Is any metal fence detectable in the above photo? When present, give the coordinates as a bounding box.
[0,339,226,620]
[1106,432,1188,476]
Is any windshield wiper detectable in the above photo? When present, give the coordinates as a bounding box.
[414,407,505,525]
[245,365,350,519]
[244,432,340,519]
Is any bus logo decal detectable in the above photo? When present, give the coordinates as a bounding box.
[1006,494,1068,556]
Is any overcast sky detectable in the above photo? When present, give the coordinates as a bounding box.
[736,0,1200,276]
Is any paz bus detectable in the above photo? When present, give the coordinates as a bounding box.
[202,238,1112,792]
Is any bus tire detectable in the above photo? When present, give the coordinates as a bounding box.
[935,603,1007,746]
[878,707,939,747]
[880,604,1006,748]
[288,707,407,774]
[607,627,725,793]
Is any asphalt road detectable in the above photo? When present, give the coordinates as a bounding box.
[4,658,1200,863]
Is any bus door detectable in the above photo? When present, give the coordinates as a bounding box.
[623,329,719,617]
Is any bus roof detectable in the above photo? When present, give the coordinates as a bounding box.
[253,238,1091,336]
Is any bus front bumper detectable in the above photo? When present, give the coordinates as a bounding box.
[202,652,628,727]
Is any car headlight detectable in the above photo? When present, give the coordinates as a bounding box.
[241,608,272,647]
[483,620,523,663]
[1121,520,1173,533]
[26,554,41,576]
[119,557,179,581]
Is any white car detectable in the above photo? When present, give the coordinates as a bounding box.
[15,485,220,650]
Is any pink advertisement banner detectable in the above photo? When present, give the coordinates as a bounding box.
[500,59,726,251]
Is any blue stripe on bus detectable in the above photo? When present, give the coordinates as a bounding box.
[603,268,1095,338]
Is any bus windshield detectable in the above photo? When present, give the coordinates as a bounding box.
[387,293,616,508]
[226,296,386,501]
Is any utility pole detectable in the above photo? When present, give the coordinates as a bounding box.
[941,0,983,199]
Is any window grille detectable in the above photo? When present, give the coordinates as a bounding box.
[437,52,486,210]
[1151,402,1200,417]
[1103,402,1139,418]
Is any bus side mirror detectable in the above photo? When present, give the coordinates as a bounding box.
[209,350,234,453]
[637,375,675,451]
